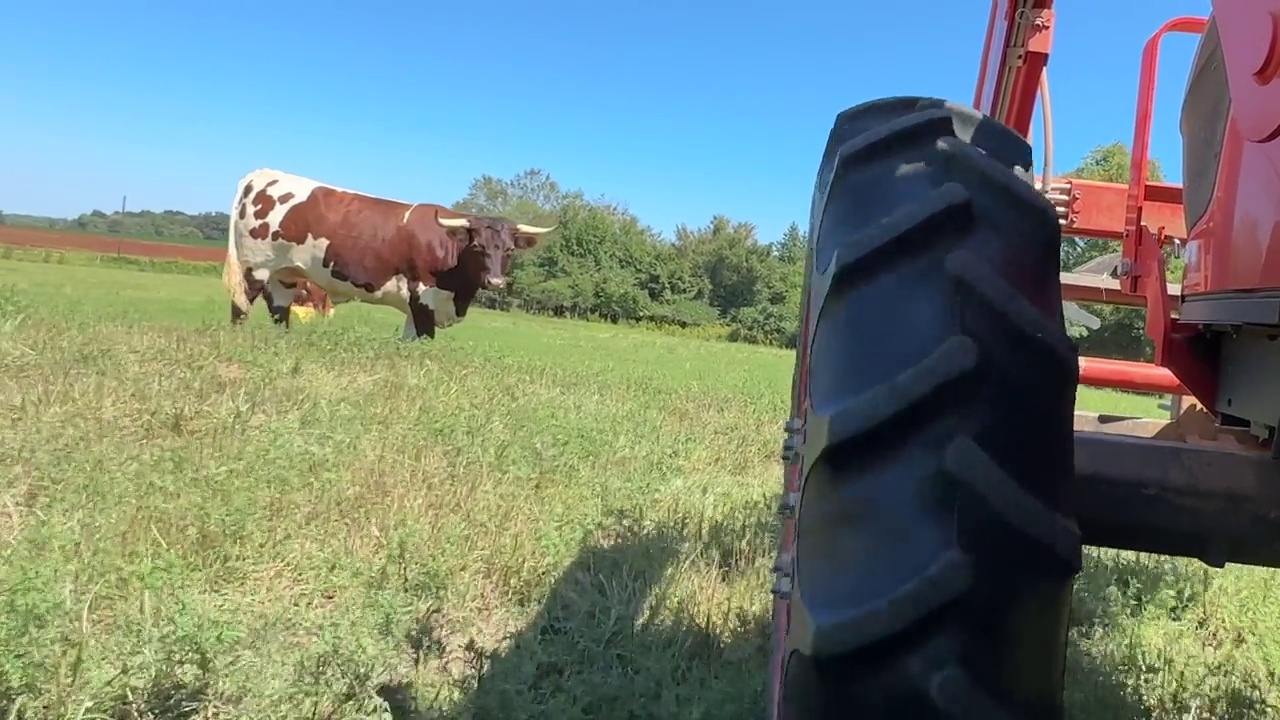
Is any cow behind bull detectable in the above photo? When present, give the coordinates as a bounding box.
[222,168,553,339]
[291,280,334,317]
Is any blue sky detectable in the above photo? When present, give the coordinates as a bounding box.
[0,0,1212,242]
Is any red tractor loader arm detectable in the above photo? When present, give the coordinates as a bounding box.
[768,1,1280,717]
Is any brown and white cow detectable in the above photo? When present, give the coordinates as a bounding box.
[291,279,334,316]
[222,168,553,339]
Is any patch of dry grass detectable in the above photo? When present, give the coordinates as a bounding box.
[0,261,1277,719]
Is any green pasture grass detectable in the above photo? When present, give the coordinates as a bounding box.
[0,260,1275,719]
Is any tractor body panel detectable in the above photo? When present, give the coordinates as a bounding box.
[1182,133,1280,295]
[1182,118,1280,296]
[1174,10,1280,429]
[1182,8,1280,297]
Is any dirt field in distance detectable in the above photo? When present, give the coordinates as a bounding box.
[0,225,222,262]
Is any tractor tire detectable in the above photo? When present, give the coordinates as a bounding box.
[772,97,1082,719]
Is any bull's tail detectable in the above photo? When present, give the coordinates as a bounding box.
[223,181,251,314]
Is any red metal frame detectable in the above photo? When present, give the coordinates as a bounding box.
[1061,179,1185,241]
[977,2,1217,406]
[974,0,1054,136]
[1123,17,1218,408]
[1079,356,1188,395]
[1122,16,1208,284]
[769,287,809,720]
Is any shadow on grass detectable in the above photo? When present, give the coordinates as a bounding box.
[372,521,1264,719]
[398,512,770,720]
[1065,550,1175,719]
[1063,549,1266,720]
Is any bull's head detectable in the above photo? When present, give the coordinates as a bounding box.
[435,210,554,290]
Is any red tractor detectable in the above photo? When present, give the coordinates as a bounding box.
[769,2,1280,717]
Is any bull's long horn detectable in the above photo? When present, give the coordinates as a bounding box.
[435,210,471,228]
[514,223,556,234]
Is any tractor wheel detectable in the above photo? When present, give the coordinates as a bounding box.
[771,97,1082,719]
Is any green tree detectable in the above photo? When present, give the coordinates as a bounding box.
[453,169,573,227]
[773,222,805,266]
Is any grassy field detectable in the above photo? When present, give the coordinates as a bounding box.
[0,245,220,278]
[0,259,1277,719]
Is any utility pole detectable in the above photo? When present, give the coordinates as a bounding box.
[117,195,127,258]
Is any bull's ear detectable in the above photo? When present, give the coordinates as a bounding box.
[514,233,540,250]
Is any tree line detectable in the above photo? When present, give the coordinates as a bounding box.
[3,208,227,242]
[2,142,1166,359]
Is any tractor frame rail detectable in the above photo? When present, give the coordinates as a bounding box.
[978,3,1215,403]
[1072,411,1280,568]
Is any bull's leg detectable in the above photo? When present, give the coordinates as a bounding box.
[231,269,267,324]
[421,287,459,328]
[264,277,296,328]
[400,314,417,341]
[407,298,437,340]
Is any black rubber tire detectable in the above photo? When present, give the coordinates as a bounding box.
[774,97,1082,719]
